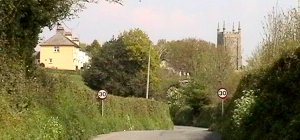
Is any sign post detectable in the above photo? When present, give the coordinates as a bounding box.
[222,99,224,117]
[217,88,228,117]
[98,90,108,116]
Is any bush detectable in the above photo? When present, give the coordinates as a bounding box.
[0,67,173,139]
[168,81,216,127]
[218,47,300,140]
[228,90,257,139]
[172,106,194,126]
[194,105,218,128]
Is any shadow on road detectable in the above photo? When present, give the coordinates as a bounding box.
[203,130,221,140]
[92,126,222,140]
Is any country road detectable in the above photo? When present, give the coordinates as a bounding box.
[92,126,221,140]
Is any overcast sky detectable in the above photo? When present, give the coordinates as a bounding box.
[40,0,297,63]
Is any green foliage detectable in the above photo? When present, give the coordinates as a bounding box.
[26,110,65,140]
[220,89,258,139]
[183,82,210,113]
[167,87,184,108]
[79,42,88,51]
[217,8,300,140]
[0,0,122,76]
[219,48,300,140]
[0,67,173,139]
[155,68,181,100]
[172,106,194,126]
[0,0,172,139]
[0,0,86,74]
[167,81,212,127]
[121,28,152,63]
[247,8,300,71]
[231,90,257,129]
[158,38,237,127]
[156,38,236,102]
[159,38,215,74]
[194,105,218,128]
[86,39,101,56]
[155,39,168,60]
[103,96,173,131]
[83,28,160,98]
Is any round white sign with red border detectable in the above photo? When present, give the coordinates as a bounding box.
[217,88,228,99]
[98,90,108,100]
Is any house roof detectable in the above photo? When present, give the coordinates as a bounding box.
[40,33,79,48]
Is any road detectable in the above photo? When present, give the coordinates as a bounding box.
[92,126,221,140]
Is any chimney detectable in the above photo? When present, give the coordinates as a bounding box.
[72,37,80,46]
[65,32,72,40]
[232,22,235,32]
[238,21,241,33]
[223,21,226,32]
[56,23,64,34]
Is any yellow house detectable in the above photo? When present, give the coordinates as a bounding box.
[40,25,88,70]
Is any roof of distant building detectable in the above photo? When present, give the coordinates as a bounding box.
[40,32,79,48]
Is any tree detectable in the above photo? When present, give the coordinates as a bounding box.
[248,8,300,71]
[154,38,235,100]
[218,7,300,140]
[0,0,122,76]
[79,42,88,51]
[193,47,235,102]
[154,39,211,100]
[159,38,236,127]
[163,38,215,75]
[86,40,101,56]
[183,82,210,114]
[155,39,168,60]
[82,28,160,97]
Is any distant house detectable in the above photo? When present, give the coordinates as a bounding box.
[160,60,190,78]
[39,24,90,70]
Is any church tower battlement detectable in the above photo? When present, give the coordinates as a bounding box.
[217,21,242,70]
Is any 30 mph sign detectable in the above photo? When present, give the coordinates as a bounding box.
[217,88,228,99]
[98,90,108,100]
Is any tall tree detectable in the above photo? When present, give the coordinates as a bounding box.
[162,38,215,76]
[83,28,160,97]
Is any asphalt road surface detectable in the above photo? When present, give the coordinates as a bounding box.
[92,126,221,140]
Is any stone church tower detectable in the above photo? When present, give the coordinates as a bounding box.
[217,22,242,70]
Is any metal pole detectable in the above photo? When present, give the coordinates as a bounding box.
[102,100,104,117]
[146,46,151,99]
[222,99,224,117]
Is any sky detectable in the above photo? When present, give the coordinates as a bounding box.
[40,0,297,64]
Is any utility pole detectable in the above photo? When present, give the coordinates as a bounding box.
[146,46,151,99]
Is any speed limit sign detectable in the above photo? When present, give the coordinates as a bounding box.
[217,88,228,99]
[98,90,108,100]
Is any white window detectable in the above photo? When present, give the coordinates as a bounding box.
[54,46,60,52]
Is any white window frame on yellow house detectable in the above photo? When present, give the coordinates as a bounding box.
[54,46,60,53]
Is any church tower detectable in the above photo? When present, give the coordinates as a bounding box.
[217,21,242,70]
